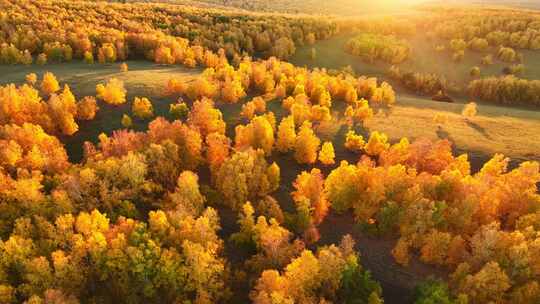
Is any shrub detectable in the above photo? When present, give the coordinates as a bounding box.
[121,114,132,128]
[132,97,154,119]
[452,51,464,62]
[120,62,128,72]
[169,102,189,120]
[25,73,37,85]
[470,66,481,77]
[497,46,518,62]
[468,38,489,52]
[462,102,477,118]
[344,130,365,153]
[96,78,126,105]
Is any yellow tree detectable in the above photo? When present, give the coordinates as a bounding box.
[462,102,477,118]
[26,73,37,86]
[40,72,60,95]
[188,98,226,136]
[132,97,154,120]
[318,142,335,165]
[48,89,78,136]
[76,97,99,121]
[292,168,329,225]
[344,130,365,153]
[294,122,320,164]
[206,132,230,173]
[365,131,389,157]
[221,78,246,104]
[96,78,126,105]
[121,114,132,128]
[235,116,274,155]
[276,116,296,153]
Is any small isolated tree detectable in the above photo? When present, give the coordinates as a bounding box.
[41,72,60,95]
[452,51,465,62]
[470,66,481,77]
[25,73,37,86]
[318,142,335,165]
[121,114,132,128]
[294,121,320,164]
[96,78,126,105]
[481,54,494,65]
[132,97,154,120]
[344,130,365,153]
[462,102,477,118]
[76,96,99,120]
[120,62,128,72]
[433,113,449,125]
[169,102,189,120]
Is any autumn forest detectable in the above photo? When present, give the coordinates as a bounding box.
[0,0,539,303]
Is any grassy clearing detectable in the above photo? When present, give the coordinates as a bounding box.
[291,32,540,88]
[367,95,540,170]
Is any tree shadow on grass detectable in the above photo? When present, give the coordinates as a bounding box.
[435,126,455,143]
[465,119,492,140]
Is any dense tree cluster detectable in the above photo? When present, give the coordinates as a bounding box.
[389,66,452,96]
[345,33,410,64]
[251,236,383,304]
[468,75,540,106]
[323,134,540,302]
[0,0,340,65]
[422,7,540,51]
